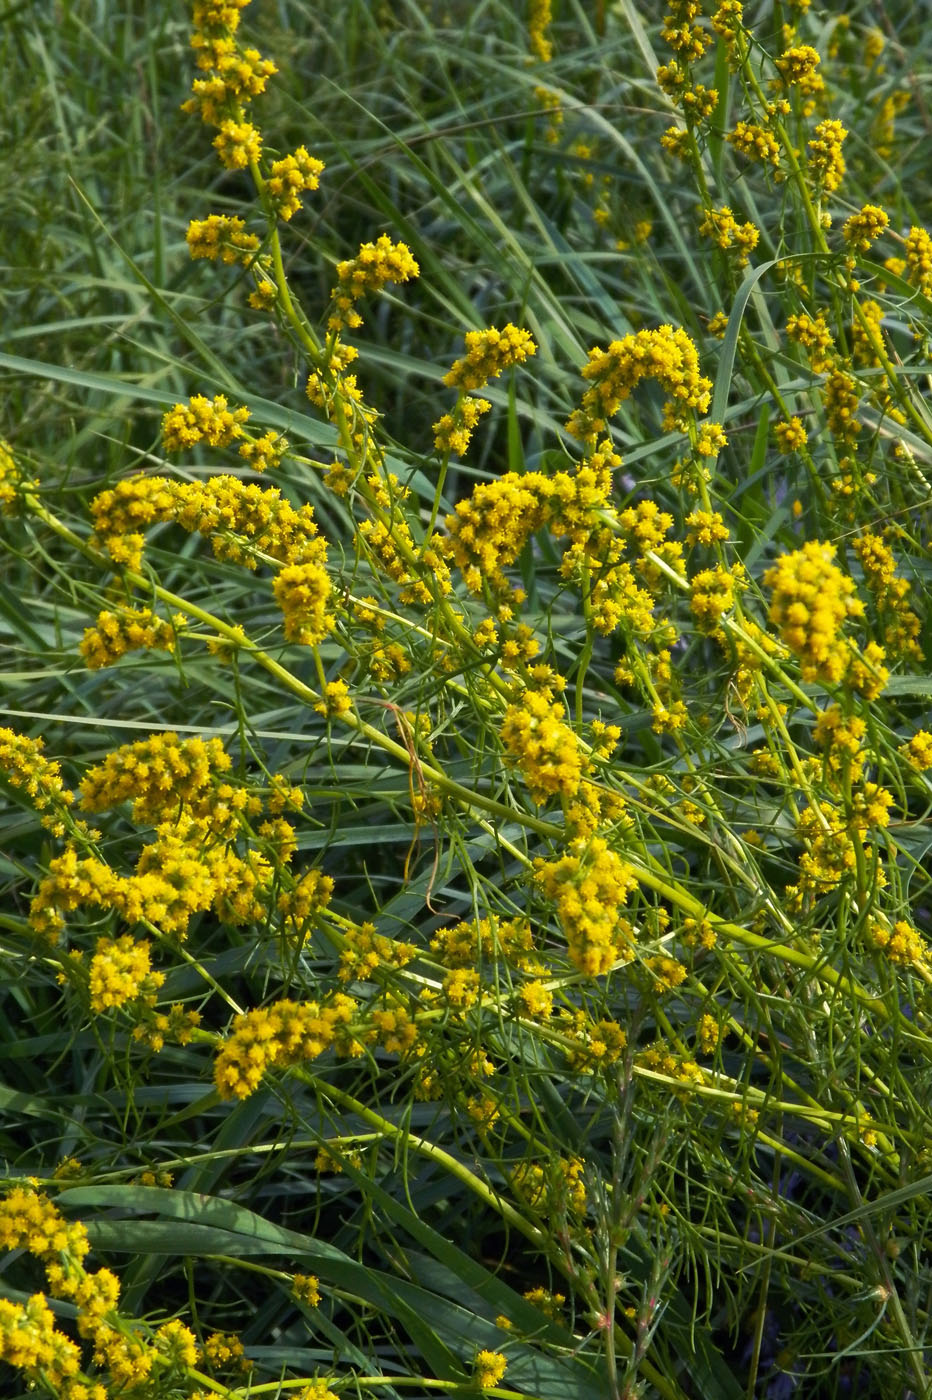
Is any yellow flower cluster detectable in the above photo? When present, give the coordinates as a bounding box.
[329,234,419,331]
[186,213,260,264]
[807,117,848,192]
[512,1155,587,1216]
[698,205,760,267]
[905,225,932,296]
[80,607,178,670]
[711,0,744,49]
[727,120,781,169]
[865,918,926,967]
[853,531,922,662]
[773,416,808,452]
[812,703,866,780]
[278,868,334,937]
[431,916,536,971]
[842,204,889,252]
[185,3,275,126]
[535,837,637,975]
[559,1010,627,1070]
[776,44,821,83]
[89,935,163,1012]
[202,1330,250,1371]
[785,312,834,372]
[338,921,417,981]
[213,118,262,169]
[660,0,711,61]
[900,731,932,771]
[823,364,862,445]
[79,731,233,821]
[432,395,490,456]
[690,565,738,631]
[272,553,334,646]
[0,1185,197,1397]
[0,437,22,512]
[567,324,712,440]
[431,324,536,454]
[214,995,360,1098]
[0,727,75,836]
[443,324,538,393]
[500,689,585,805]
[765,541,863,683]
[444,469,551,595]
[90,472,324,573]
[475,1350,508,1389]
[162,393,251,452]
[528,0,552,61]
[266,146,325,221]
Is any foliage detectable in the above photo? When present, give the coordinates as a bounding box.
[2,2,932,1398]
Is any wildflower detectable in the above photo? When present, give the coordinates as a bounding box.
[707,310,729,337]
[201,1331,248,1369]
[273,553,334,646]
[213,118,262,169]
[0,727,75,834]
[528,0,552,61]
[776,44,820,84]
[329,234,419,331]
[186,213,260,264]
[80,608,178,670]
[162,394,250,452]
[660,125,690,161]
[764,540,863,683]
[807,118,847,192]
[239,430,288,472]
[690,565,737,630]
[727,121,781,169]
[0,1293,82,1389]
[248,278,278,310]
[566,324,711,440]
[905,225,932,296]
[214,995,360,1099]
[842,204,889,253]
[314,679,352,719]
[89,936,163,1013]
[156,1319,198,1368]
[432,396,490,456]
[698,205,760,267]
[500,689,585,805]
[774,416,808,452]
[266,146,325,221]
[295,1382,339,1400]
[785,312,834,371]
[474,1350,508,1389]
[292,1275,321,1307]
[900,731,932,771]
[865,918,926,967]
[697,1013,720,1053]
[645,955,688,990]
[535,837,638,975]
[443,324,537,393]
[1,438,30,512]
[79,732,233,823]
[823,364,862,444]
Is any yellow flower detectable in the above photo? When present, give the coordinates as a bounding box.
[443,324,537,392]
[89,936,163,1013]
[474,1350,508,1389]
[807,118,847,192]
[765,540,863,683]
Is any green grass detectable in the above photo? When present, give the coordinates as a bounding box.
[2,2,932,1398]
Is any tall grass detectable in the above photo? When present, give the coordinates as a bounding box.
[2,2,932,1398]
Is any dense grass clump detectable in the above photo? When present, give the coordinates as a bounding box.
[2,2,932,1397]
